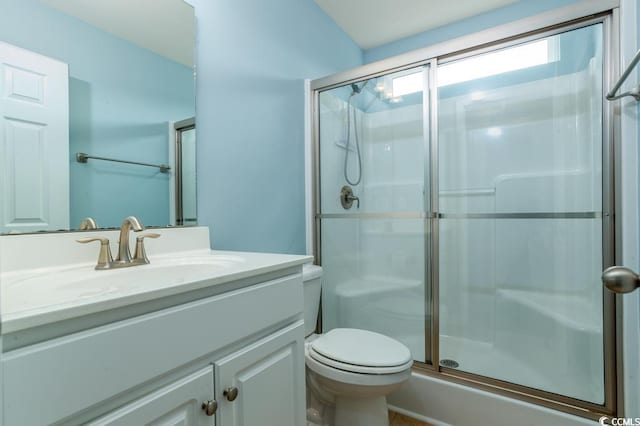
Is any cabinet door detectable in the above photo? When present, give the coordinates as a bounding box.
[88,366,216,426]
[216,321,305,426]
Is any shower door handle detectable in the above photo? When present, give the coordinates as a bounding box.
[602,266,640,294]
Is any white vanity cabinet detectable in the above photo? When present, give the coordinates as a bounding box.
[88,366,216,426]
[1,267,307,426]
[87,321,305,426]
[215,322,305,426]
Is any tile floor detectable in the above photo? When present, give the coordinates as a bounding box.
[389,410,433,426]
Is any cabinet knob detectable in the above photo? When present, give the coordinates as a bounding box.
[201,400,218,416]
[224,386,239,401]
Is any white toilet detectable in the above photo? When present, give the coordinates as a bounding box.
[303,264,413,426]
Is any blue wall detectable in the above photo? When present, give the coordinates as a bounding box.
[0,0,195,229]
[190,0,362,254]
[364,0,582,63]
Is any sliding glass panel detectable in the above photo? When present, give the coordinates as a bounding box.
[321,218,428,362]
[318,66,431,363]
[319,68,428,214]
[437,24,604,403]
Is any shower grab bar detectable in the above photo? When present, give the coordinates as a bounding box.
[76,152,171,173]
[607,49,640,101]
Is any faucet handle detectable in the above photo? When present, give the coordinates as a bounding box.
[133,233,161,264]
[77,237,113,270]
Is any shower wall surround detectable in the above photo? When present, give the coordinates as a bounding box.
[437,25,604,403]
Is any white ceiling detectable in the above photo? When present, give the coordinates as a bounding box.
[314,0,519,49]
[40,0,195,67]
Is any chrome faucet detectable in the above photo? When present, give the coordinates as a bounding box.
[78,217,98,230]
[77,216,161,270]
[115,216,144,264]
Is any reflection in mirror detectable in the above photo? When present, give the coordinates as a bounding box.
[174,119,197,226]
[0,0,196,234]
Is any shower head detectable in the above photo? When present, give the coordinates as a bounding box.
[350,80,370,96]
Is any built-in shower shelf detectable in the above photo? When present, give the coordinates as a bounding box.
[440,188,496,197]
[365,181,423,188]
[335,275,422,298]
[361,230,425,236]
[497,289,601,333]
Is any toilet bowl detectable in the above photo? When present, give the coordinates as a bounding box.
[303,264,412,426]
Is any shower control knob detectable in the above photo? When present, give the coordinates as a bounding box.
[224,386,239,401]
[340,185,360,209]
[201,400,218,416]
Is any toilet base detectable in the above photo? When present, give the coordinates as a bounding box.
[334,395,389,426]
[305,334,411,426]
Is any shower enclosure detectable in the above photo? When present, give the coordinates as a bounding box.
[313,8,617,420]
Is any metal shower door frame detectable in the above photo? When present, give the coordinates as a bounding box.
[174,117,196,226]
[311,0,621,419]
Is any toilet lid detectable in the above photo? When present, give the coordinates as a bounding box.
[309,328,412,372]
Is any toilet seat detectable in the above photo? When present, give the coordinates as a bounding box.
[309,349,414,374]
[308,328,413,375]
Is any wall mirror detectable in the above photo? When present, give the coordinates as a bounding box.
[0,0,196,234]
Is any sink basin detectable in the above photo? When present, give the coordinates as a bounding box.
[2,253,246,320]
[0,226,312,335]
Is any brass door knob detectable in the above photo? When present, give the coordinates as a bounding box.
[223,387,239,401]
[201,400,218,416]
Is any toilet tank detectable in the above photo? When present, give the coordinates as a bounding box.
[302,264,322,337]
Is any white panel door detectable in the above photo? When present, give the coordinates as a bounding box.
[88,366,216,426]
[0,42,69,233]
[215,322,306,426]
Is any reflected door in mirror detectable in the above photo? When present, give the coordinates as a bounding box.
[0,42,69,233]
[0,0,196,233]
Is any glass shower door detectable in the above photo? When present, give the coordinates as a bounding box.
[318,66,432,364]
[437,24,605,403]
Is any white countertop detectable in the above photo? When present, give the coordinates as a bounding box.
[1,249,311,334]
[0,227,312,334]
